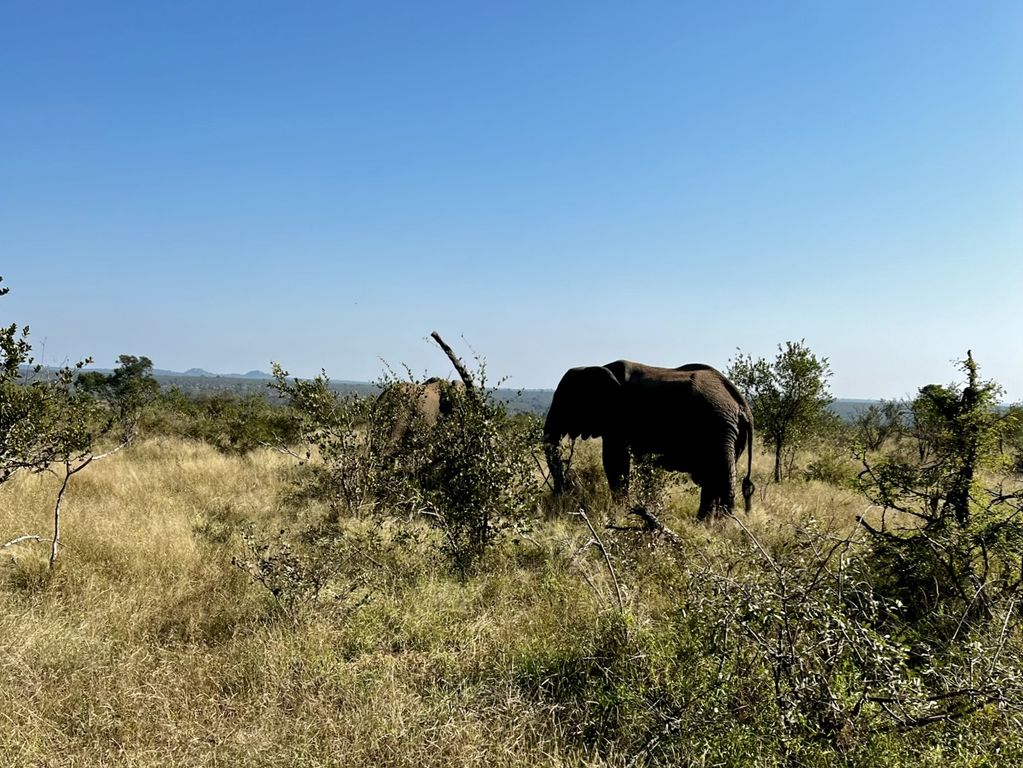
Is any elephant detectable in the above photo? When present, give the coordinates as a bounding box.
[543,360,754,520]
[376,377,465,447]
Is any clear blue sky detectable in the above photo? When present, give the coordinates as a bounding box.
[2,1,1021,398]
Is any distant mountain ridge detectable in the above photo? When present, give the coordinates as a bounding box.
[157,367,274,380]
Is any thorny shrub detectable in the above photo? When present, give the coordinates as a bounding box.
[856,354,1023,640]
[384,362,542,577]
[270,358,543,578]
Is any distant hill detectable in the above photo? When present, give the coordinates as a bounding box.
[828,399,876,421]
[154,367,273,379]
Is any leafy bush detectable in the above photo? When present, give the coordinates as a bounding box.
[148,388,303,454]
[270,364,381,519]
[857,354,1023,637]
[852,399,908,452]
[1,276,135,566]
[381,363,542,577]
[1002,403,1023,473]
[803,447,858,487]
[271,355,542,577]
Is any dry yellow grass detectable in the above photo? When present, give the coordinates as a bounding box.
[0,439,615,766]
[1,437,1015,766]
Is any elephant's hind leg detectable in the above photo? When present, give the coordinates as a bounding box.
[697,483,733,521]
[696,447,738,521]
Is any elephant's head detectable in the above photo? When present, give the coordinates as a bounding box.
[543,365,623,494]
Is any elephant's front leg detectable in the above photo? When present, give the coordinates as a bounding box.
[602,438,630,501]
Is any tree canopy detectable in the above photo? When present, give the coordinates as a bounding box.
[728,340,834,482]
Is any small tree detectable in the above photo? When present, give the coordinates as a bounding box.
[1000,403,1023,472]
[1,276,93,489]
[401,360,540,577]
[78,354,161,439]
[1,284,48,484]
[857,352,1023,630]
[907,384,951,464]
[272,337,542,578]
[1,276,132,566]
[728,340,834,482]
[270,363,380,519]
[852,399,908,452]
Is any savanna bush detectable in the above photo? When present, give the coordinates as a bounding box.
[430,394,541,576]
[857,354,1023,639]
[145,388,303,454]
[270,359,543,578]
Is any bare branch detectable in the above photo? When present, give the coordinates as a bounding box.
[732,514,781,575]
[577,506,625,616]
[627,505,684,549]
[88,437,133,463]
[2,534,45,549]
[430,331,476,394]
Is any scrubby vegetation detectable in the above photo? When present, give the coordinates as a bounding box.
[3,279,1023,765]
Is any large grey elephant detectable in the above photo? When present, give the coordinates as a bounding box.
[543,361,754,519]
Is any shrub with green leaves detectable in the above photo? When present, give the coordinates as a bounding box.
[270,363,381,519]
[406,374,541,576]
[857,353,1023,634]
[272,356,542,577]
[1,276,126,565]
[1001,403,1023,473]
[148,388,302,454]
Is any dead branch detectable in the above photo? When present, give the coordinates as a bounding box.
[577,506,625,615]
[48,435,133,567]
[261,441,311,462]
[2,534,45,549]
[429,331,477,395]
[627,506,684,549]
[732,514,781,575]
[531,449,555,491]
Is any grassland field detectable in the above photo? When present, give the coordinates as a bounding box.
[1,436,1020,767]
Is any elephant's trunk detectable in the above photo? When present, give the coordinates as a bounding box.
[543,429,569,494]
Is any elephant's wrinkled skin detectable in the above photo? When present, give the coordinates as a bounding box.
[377,377,465,446]
[543,361,754,519]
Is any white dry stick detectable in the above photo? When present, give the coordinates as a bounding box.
[2,534,44,549]
[577,506,625,615]
[48,437,131,566]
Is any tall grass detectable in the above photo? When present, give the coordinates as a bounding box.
[0,440,601,765]
[1,438,1019,766]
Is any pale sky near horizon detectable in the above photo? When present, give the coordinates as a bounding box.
[2,2,1021,399]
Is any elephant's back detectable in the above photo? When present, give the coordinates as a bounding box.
[607,360,725,383]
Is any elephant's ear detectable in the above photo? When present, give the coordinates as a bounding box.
[544,366,623,440]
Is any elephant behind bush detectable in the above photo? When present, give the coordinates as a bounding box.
[376,377,466,447]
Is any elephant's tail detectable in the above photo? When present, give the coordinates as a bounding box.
[741,411,755,513]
